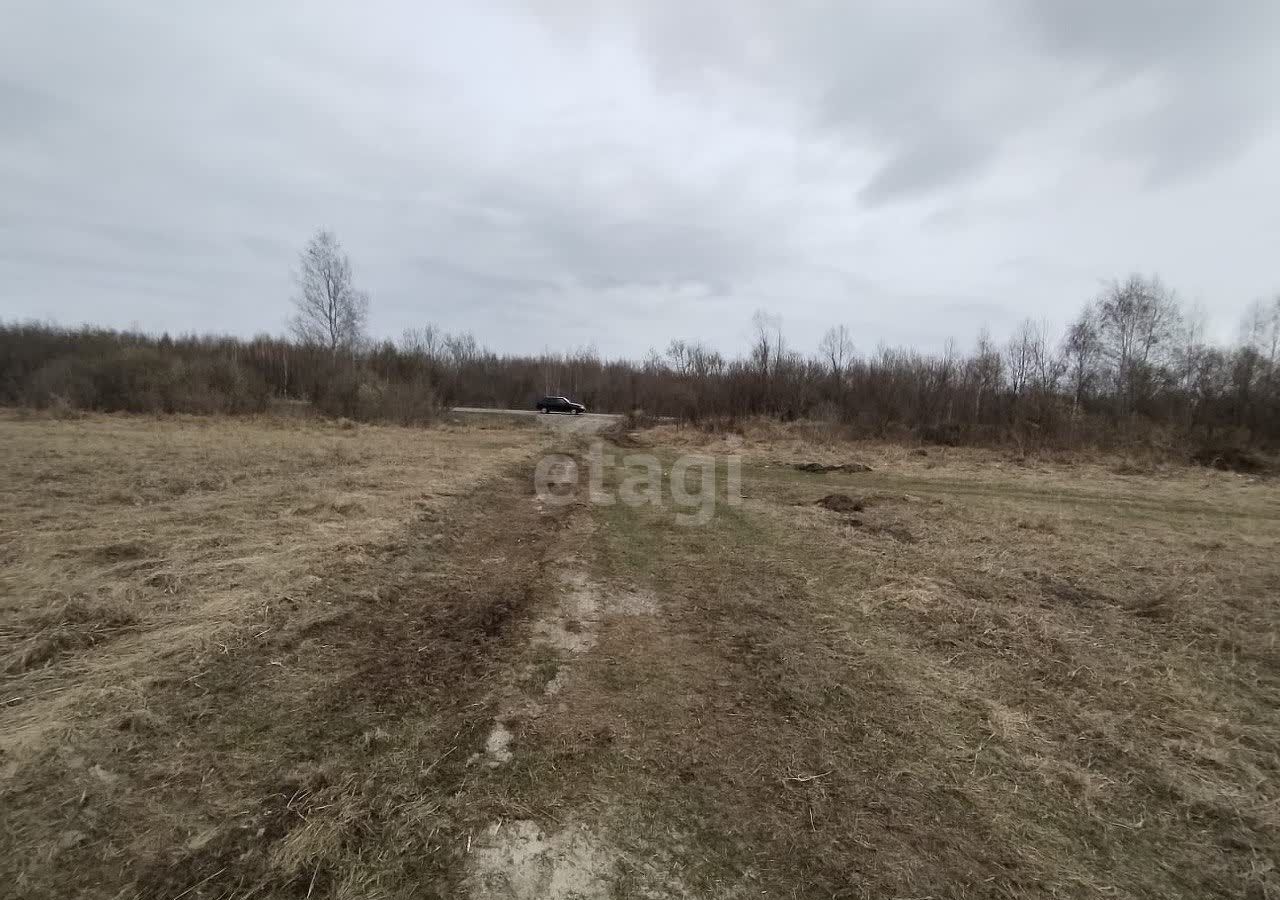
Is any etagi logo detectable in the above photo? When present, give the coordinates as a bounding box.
[534,441,743,526]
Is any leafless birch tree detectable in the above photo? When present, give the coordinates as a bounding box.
[290,229,369,354]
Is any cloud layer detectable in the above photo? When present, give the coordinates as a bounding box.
[3,1,1278,355]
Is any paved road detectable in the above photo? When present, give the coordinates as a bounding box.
[451,407,621,434]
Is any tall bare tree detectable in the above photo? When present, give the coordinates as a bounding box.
[818,324,854,379]
[1062,309,1101,412]
[399,324,442,361]
[1027,320,1064,395]
[1004,319,1038,396]
[750,309,784,378]
[1093,274,1181,410]
[667,340,723,379]
[968,328,1003,420]
[290,229,369,353]
[1242,295,1280,376]
[445,331,480,367]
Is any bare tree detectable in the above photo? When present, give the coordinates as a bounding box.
[539,349,563,394]
[750,310,784,377]
[1004,319,1037,396]
[667,339,692,377]
[642,347,667,374]
[1027,320,1064,395]
[1262,296,1280,405]
[818,324,854,379]
[1238,296,1280,430]
[667,340,723,379]
[688,344,725,379]
[1242,295,1280,373]
[968,328,1003,421]
[1174,302,1210,395]
[290,230,369,353]
[1093,274,1181,410]
[932,338,959,423]
[400,324,442,361]
[1062,309,1101,412]
[444,331,480,367]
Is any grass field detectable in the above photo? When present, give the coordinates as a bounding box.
[1,412,1277,899]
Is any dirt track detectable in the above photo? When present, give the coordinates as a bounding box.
[450,407,620,434]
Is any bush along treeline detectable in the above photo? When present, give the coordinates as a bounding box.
[1,229,1277,459]
[2,280,1278,456]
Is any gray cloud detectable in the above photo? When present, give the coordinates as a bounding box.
[858,137,994,206]
[2,1,1278,355]
[1017,0,1280,180]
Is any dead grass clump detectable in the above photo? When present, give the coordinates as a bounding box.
[625,408,658,429]
[32,594,139,629]
[1125,587,1185,621]
[5,629,91,674]
[814,493,864,513]
[793,461,873,473]
[856,521,917,543]
[1113,457,1155,476]
[47,394,85,420]
[4,595,141,674]
[101,487,141,505]
[143,570,182,593]
[601,419,649,448]
[329,495,365,515]
[1191,442,1274,475]
[1015,515,1060,534]
[1034,573,1112,609]
[692,414,746,435]
[90,539,153,563]
[116,708,164,733]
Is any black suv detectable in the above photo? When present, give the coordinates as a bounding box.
[536,395,586,415]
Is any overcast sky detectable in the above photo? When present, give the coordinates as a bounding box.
[3,1,1279,358]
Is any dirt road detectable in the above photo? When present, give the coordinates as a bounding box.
[450,406,620,434]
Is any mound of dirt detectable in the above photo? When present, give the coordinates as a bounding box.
[794,462,873,474]
[815,493,865,513]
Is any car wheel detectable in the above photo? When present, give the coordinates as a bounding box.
[573,409,581,415]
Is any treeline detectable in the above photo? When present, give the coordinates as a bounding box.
[2,274,1279,453]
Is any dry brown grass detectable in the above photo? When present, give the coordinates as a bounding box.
[479,425,1280,898]
[0,410,569,900]
[0,412,550,749]
[4,411,1279,899]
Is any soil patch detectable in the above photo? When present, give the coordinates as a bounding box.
[814,493,865,513]
[465,820,614,900]
[794,461,873,473]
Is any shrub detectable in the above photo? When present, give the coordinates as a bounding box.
[1191,437,1274,474]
